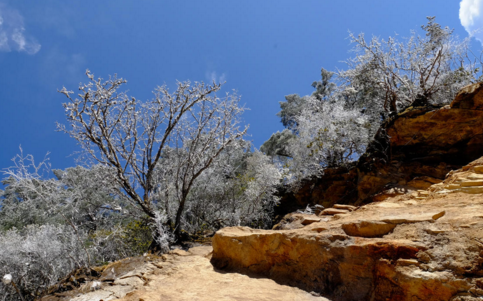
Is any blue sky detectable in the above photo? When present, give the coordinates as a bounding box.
[0,0,477,173]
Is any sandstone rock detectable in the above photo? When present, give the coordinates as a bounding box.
[474,165,483,174]
[333,204,358,211]
[301,216,321,225]
[341,220,396,237]
[397,258,419,266]
[459,180,483,187]
[212,159,483,301]
[447,184,461,189]
[464,173,483,180]
[451,82,483,110]
[212,227,427,300]
[319,208,349,216]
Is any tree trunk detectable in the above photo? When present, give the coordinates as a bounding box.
[174,197,186,241]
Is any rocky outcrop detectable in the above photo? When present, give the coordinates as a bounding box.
[212,158,483,300]
[277,83,483,215]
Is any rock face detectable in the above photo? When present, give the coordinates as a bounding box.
[42,246,328,301]
[212,159,483,301]
[276,83,483,215]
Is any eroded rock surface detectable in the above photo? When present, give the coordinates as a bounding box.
[212,158,483,301]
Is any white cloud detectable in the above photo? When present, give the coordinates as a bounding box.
[0,3,41,54]
[205,70,227,84]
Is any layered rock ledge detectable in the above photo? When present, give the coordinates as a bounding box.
[212,159,483,301]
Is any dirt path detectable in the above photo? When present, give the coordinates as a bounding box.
[44,246,329,301]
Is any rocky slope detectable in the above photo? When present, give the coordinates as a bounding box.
[41,246,327,301]
[212,157,483,301]
[277,82,483,215]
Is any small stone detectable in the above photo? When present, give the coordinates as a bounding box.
[342,221,396,238]
[432,211,446,220]
[301,217,321,225]
[2,274,12,285]
[90,281,102,291]
[417,252,431,263]
[397,259,419,266]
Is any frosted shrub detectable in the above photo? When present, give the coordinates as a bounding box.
[288,97,370,180]
[178,150,282,231]
[0,224,90,300]
[241,151,282,226]
[340,17,477,117]
[151,211,173,252]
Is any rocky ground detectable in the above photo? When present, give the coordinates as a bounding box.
[42,246,327,301]
[211,158,483,301]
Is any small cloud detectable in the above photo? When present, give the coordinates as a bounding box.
[0,2,41,54]
[205,70,226,84]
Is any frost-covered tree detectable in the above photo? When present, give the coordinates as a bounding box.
[58,71,248,239]
[259,129,295,158]
[288,98,369,178]
[263,17,479,182]
[339,16,477,118]
[150,141,282,233]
